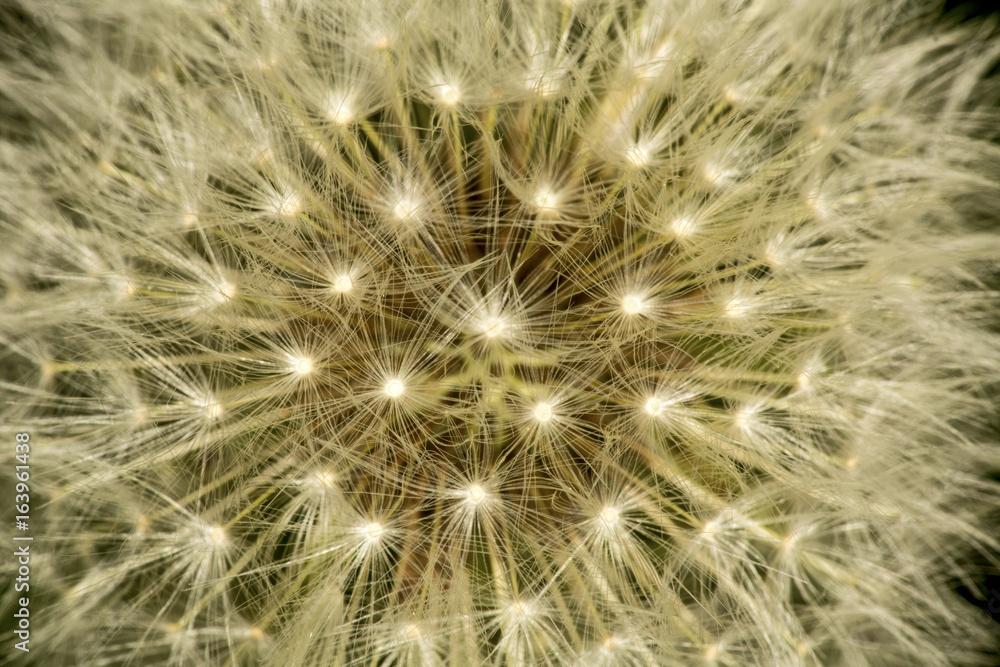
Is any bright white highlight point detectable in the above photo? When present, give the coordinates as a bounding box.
[796,371,812,390]
[764,236,787,270]
[806,189,830,219]
[309,470,337,489]
[703,163,733,186]
[206,525,227,545]
[210,281,237,305]
[384,379,404,398]
[324,92,354,125]
[625,143,650,168]
[466,484,487,505]
[482,316,504,338]
[733,405,756,431]
[293,356,313,376]
[622,295,644,315]
[269,191,302,217]
[599,506,620,527]
[393,196,420,222]
[533,402,553,422]
[644,397,663,416]
[724,82,753,106]
[437,83,461,106]
[533,187,561,214]
[365,522,385,541]
[724,295,749,318]
[508,600,535,618]
[202,396,224,421]
[671,216,697,238]
[333,274,353,293]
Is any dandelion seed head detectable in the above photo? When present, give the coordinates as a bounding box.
[723,294,750,318]
[507,600,535,619]
[307,469,337,490]
[733,405,755,431]
[291,355,313,376]
[724,82,755,106]
[392,195,421,222]
[200,395,224,421]
[483,317,503,337]
[599,506,620,527]
[465,484,487,505]
[108,274,135,299]
[533,402,553,422]
[670,215,697,238]
[703,162,734,187]
[204,525,227,545]
[267,190,302,218]
[9,2,999,664]
[324,91,355,125]
[211,280,237,304]
[644,396,663,416]
[625,142,650,168]
[332,274,353,293]
[477,311,507,339]
[363,522,384,542]
[532,187,562,214]
[806,189,831,219]
[763,234,788,270]
[384,379,404,398]
[436,83,461,107]
[621,294,644,315]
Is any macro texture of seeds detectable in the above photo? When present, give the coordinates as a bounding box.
[2,0,999,665]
